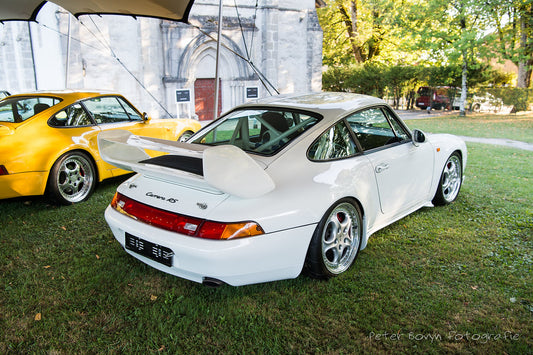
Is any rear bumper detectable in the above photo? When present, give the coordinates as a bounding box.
[105,206,316,286]
[0,171,47,199]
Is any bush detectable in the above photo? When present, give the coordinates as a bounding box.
[322,64,517,110]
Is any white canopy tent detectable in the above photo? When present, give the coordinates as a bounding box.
[0,0,278,120]
[0,0,195,23]
[0,0,235,118]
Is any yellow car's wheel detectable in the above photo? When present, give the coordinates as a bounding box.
[47,151,96,205]
[178,130,195,142]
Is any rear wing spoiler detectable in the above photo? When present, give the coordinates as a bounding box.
[97,130,275,199]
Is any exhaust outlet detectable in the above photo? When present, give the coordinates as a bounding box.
[202,277,225,288]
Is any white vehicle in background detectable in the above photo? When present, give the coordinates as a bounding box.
[453,93,511,113]
[99,92,467,286]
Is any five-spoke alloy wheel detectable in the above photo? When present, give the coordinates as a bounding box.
[47,152,96,205]
[433,152,462,206]
[306,199,362,279]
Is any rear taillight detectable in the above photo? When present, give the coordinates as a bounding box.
[111,192,264,240]
[0,165,8,175]
[198,221,264,240]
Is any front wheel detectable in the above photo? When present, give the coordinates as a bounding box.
[305,199,362,279]
[178,130,194,142]
[432,152,462,206]
[47,151,96,205]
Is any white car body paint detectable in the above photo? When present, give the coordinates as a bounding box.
[99,92,467,286]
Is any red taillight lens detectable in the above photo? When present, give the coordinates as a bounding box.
[111,192,263,240]
[111,192,202,236]
[0,165,8,175]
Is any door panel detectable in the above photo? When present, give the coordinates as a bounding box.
[344,106,434,217]
[194,78,222,121]
[367,142,433,215]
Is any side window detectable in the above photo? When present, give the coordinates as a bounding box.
[383,108,410,141]
[83,96,135,124]
[0,97,61,123]
[346,107,397,151]
[49,104,92,127]
[308,120,358,161]
[117,97,143,121]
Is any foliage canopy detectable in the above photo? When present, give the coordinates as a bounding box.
[318,0,532,90]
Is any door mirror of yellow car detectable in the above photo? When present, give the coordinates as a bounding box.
[142,112,151,122]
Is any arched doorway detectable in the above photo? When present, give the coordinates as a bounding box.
[175,33,258,120]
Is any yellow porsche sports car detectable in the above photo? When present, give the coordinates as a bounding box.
[0,91,201,204]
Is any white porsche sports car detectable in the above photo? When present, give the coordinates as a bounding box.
[99,92,466,286]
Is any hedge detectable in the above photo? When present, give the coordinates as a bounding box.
[322,64,532,112]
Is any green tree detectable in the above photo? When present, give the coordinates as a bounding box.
[318,0,403,66]
[486,0,533,88]
[402,0,492,115]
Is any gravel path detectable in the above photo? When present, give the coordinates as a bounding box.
[457,136,533,151]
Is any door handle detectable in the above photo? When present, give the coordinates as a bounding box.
[375,163,389,173]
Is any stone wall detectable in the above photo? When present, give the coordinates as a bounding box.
[0,0,322,119]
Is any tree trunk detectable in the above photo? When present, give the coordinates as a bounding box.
[459,56,468,116]
[517,62,532,88]
[337,0,363,62]
[517,5,532,88]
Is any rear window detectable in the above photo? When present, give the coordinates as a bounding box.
[0,96,62,123]
[192,108,321,155]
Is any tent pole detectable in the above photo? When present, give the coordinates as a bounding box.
[65,14,71,88]
[27,22,38,90]
[214,0,223,120]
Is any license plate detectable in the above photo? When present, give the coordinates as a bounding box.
[125,233,174,267]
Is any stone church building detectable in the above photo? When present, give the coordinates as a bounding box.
[0,0,323,120]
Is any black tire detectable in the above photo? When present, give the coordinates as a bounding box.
[432,152,462,206]
[305,199,363,279]
[47,151,96,205]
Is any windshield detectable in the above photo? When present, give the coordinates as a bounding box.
[0,96,62,123]
[191,108,322,155]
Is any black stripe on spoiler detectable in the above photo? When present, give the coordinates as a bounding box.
[140,155,203,176]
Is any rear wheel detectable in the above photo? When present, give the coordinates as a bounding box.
[432,152,462,206]
[47,151,96,205]
[305,199,362,279]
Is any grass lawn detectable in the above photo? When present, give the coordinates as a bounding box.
[1,114,531,353]
[408,112,533,144]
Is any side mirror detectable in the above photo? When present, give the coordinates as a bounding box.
[412,129,426,146]
[142,112,151,122]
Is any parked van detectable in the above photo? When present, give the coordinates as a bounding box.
[416,86,455,110]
